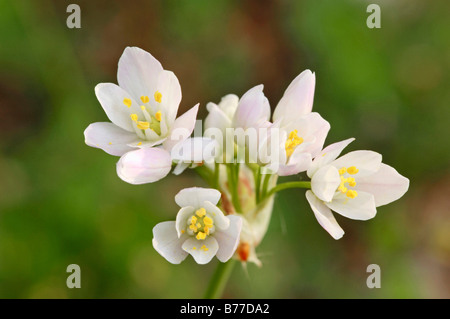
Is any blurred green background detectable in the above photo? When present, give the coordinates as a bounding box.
[0,0,449,298]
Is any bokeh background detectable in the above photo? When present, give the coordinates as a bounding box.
[0,0,449,298]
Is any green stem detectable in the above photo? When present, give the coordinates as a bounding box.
[227,164,242,213]
[203,260,236,299]
[263,181,311,200]
[255,167,261,203]
[260,173,272,200]
[213,162,220,190]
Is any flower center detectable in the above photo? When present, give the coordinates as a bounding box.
[285,129,304,157]
[187,208,215,240]
[123,92,163,139]
[337,166,359,198]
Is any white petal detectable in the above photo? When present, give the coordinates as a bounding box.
[203,201,230,231]
[232,85,270,130]
[152,221,188,264]
[175,187,221,208]
[205,102,232,133]
[217,94,239,119]
[116,148,172,184]
[84,122,138,156]
[306,191,344,240]
[214,215,242,262]
[311,165,341,202]
[95,83,143,132]
[325,191,377,220]
[277,152,312,176]
[175,206,195,237]
[117,46,163,102]
[273,70,315,126]
[182,237,219,265]
[330,150,382,178]
[155,70,182,128]
[307,138,355,178]
[170,137,219,164]
[172,161,190,175]
[163,104,199,152]
[355,163,409,207]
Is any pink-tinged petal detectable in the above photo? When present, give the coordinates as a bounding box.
[175,187,222,208]
[203,201,230,231]
[84,122,139,156]
[163,104,199,152]
[306,191,344,240]
[175,206,195,238]
[277,152,312,176]
[311,165,341,202]
[155,70,182,127]
[214,215,242,262]
[307,138,355,178]
[273,70,316,126]
[171,137,219,164]
[217,94,239,119]
[116,148,172,184]
[172,161,190,176]
[325,191,377,220]
[152,221,189,264]
[232,85,270,130]
[355,163,409,207]
[182,237,219,265]
[95,83,143,132]
[291,112,330,158]
[117,46,163,102]
[330,150,382,178]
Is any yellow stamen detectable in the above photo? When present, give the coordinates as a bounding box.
[137,121,150,130]
[130,114,138,122]
[346,190,358,198]
[108,142,112,145]
[196,223,201,229]
[203,216,213,227]
[338,167,347,175]
[140,96,149,103]
[154,91,162,103]
[347,177,356,187]
[189,224,197,232]
[123,98,132,108]
[347,166,359,175]
[190,216,197,225]
[196,208,206,218]
[155,110,162,121]
[196,232,206,240]
[137,142,142,146]
[140,105,146,111]
[201,245,209,251]
[193,246,197,250]
[285,129,304,157]
[181,230,185,234]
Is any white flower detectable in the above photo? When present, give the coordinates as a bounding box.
[271,70,330,176]
[84,46,199,184]
[305,138,410,239]
[152,187,242,264]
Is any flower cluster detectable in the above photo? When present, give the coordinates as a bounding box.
[84,47,409,265]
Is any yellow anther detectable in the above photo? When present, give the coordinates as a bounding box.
[189,224,198,232]
[137,142,142,146]
[338,167,347,175]
[201,245,209,251]
[108,142,112,145]
[181,230,185,234]
[196,232,206,240]
[196,223,201,228]
[190,216,197,225]
[193,246,197,250]
[155,110,162,121]
[285,129,304,157]
[123,98,132,108]
[130,114,138,122]
[204,227,210,235]
[140,96,149,103]
[347,166,359,175]
[154,91,162,103]
[137,121,150,130]
[203,216,213,227]
[347,177,356,187]
[196,208,206,218]
[140,105,146,111]
[346,190,358,198]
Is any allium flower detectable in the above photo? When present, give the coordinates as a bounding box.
[271,70,330,176]
[84,46,199,184]
[152,187,242,264]
[305,138,410,239]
